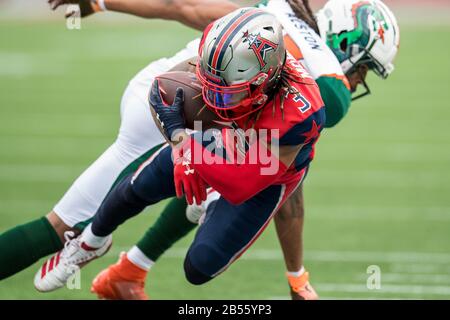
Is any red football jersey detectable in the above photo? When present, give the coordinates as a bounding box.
[234,54,325,183]
[190,54,325,204]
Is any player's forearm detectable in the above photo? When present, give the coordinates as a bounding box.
[103,0,173,20]
[274,186,305,271]
[104,0,239,30]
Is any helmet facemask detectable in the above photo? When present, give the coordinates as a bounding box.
[345,46,394,100]
[197,63,283,121]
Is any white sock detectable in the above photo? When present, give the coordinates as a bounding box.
[287,266,305,278]
[127,246,155,271]
[80,224,109,248]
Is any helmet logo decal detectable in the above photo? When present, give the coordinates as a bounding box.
[377,25,385,44]
[326,0,390,69]
[243,30,278,68]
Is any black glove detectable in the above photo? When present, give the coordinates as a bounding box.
[149,80,185,140]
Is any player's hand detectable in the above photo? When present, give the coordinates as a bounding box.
[48,0,100,18]
[149,80,186,141]
[172,141,207,206]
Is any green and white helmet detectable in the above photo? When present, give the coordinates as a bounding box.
[317,0,400,79]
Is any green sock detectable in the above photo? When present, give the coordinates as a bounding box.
[136,197,196,262]
[0,216,62,280]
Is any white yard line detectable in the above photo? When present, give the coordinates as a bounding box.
[305,251,450,264]
[0,162,449,189]
[269,295,421,300]
[389,264,450,274]
[109,247,450,265]
[306,205,450,221]
[0,164,86,183]
[315,283,450,296]
[355,273,450,285]
[1,196,450,222]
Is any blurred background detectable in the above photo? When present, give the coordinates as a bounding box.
[0,0,449,299]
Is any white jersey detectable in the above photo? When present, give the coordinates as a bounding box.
[260,0,345,80]
[128,39,201,104]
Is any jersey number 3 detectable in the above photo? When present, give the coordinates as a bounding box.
[293,92,311,113]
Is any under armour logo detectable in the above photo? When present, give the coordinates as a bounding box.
[182,161,194,175]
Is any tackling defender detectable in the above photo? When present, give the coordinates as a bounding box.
[0,0,399,299]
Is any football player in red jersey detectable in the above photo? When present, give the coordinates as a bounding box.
[33,8,326,291]
[0,0,399,300]
[85,0,399,300]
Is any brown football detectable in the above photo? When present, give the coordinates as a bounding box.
[154,71,220,130]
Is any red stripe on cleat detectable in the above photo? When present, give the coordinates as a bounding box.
[41,261,48,279]
[81,242,98,251]
[48,256,55,272]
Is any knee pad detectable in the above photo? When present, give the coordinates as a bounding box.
[183,255,212,285]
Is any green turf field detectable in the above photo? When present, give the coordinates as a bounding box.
[0,18,449,300]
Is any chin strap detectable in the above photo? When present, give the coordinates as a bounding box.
[351,69,371,101]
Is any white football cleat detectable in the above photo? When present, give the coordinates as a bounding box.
[34,231,112,292]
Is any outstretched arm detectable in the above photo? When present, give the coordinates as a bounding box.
[50,0,239,30]
[106,0,238,30]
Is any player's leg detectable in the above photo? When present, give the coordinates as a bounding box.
[90,197,194,299]
[184,185,287,285]
[34,144,178,292]
[90,191,223,299]
[134,198,193,263]
[91,195,216,299]
[0,216,64,280]
[0,38,200,282]
[183,177,305,286]
[0,81,163,282]
[0,141,144,282]
[89,146,176,238]
[130,190,218,263]
[274,184,318,300]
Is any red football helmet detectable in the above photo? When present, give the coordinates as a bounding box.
[196,7,286,121]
